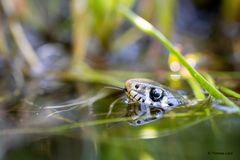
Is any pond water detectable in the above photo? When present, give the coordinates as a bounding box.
[0,79,239,160]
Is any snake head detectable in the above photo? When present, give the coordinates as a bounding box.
[125,78,187,109]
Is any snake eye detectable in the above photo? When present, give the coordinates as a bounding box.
[149,88,163,102]
[135,84,139,89]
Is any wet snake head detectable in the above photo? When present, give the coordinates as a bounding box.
[125,78,151,104]
[125,78,187,110]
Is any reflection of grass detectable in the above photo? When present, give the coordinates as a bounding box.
[0,90,237,141]
[0,109,226,136]
[0,94,229,137]
[119,6,239,111]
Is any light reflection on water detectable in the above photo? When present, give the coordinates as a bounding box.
[139,127,159,139]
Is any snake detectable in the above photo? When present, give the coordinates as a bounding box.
[124,78,189,125]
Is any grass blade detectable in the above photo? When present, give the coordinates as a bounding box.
[118,6,239,111]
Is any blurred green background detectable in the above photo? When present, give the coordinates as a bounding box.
[0,0,240,159]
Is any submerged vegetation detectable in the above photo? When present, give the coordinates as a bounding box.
[0,0,240,159]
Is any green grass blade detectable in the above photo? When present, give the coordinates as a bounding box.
[118,6,239,111]
[219,86,240,99]
[187,78,205,100]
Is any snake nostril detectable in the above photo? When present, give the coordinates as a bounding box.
[124,88,127,92]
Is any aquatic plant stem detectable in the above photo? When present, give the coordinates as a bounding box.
[71,0,89,67]
[119,6,239,110]
[219,86,240,99]
[1,0,43,74]
[9,21,42,68]
[187,78,205,100]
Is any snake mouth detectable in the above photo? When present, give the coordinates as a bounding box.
[126,89,145,103]
[124,81,146,103]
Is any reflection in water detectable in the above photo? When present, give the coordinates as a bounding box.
[126,102,164,126]
[139,128,159,139]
